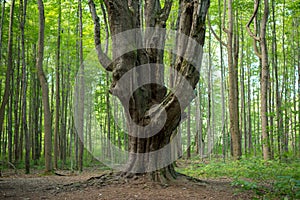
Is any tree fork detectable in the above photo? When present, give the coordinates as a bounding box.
[89,0,210,181]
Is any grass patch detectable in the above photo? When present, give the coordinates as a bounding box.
[177,157,300,199]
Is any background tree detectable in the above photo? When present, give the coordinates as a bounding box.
[208,0,241,160]
[36,0,52,172]
[0,0,14,150]
[246,0,271,160]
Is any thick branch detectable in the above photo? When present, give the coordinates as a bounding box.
[100,3,109,53]
[88,0,112,71]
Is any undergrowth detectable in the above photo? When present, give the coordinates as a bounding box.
[177,157,300,199]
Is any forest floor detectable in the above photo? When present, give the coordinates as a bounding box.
[0,166,256,200]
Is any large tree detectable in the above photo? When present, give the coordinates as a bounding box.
[88,0,209,181]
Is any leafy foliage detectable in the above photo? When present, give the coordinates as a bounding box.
[177,158,300,198]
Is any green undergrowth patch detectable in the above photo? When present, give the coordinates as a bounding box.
[177,157,300,199]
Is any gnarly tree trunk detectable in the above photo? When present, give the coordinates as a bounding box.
[37,0,52,172]
[89,0,209,181]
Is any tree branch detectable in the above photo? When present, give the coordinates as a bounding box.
[222,0,228,33]
[207,13,227,47]
[88,0,113,71]
[246,0,261,41]
[160,0,173,22]
[100,3,109,54]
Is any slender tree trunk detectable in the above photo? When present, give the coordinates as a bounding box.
[271,0,282,158]
[54,0,61,169]
[198,83,204,158]
[60,53,66,167]
[281,0,288,158]
[245,42,252,153]
[187,105,191,159]
[106,72,111,158]
[260,0,271,160]
[297,18,300,158]
[0,0,5,65]
[269,51,274,159]
[217,0,226,161]
[247,0,270,159]
[14,40,21,162]
[207,29,212,156]
[8,77,12,163]
[240,22,246,155]
[78,0,84,172]
[20,0,29,173]
[0,0,14,146]
[33,45,41,163]
[292,24,297,157]
[37,0,52,172]
[195,88,202,157]
[227,0,241,160]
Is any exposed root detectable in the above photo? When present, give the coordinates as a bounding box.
[176,172,208,185]
[54,172,67,176]
[57,170,208,193]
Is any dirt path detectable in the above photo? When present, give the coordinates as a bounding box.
[0,169,254,200]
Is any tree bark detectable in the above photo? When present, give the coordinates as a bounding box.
[54,0,61,169]
[78,0,84,172]
[0,0,5,65]
[37,0,52,172]
[0,0,14,147]
[207,29,212,156]
[217,0,226,160]
[227,0,241,160]
[89,0,210,180]
[20,0,30,173]
[271,0,282,158]
[297,18,300,158]
[239,22,247,155]
[247,0,271,160]
[187,105,191,159]
[260,0,271,160]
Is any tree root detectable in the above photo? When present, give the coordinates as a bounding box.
[176,172,208,185]
[58,170,208,193]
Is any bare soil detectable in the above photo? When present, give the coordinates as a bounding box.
[0,168,255,200]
